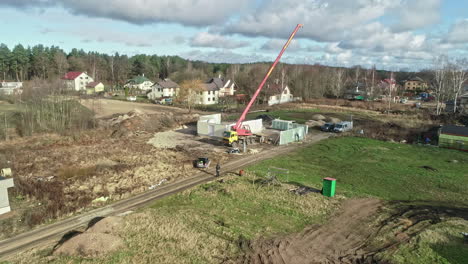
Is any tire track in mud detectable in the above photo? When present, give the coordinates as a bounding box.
[0,133,330,260]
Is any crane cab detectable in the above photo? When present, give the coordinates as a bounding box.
[223,131,238,145]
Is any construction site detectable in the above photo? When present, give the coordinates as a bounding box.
[0,21,467,264]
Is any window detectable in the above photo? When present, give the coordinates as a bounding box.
[80,77,83,79]
[208,98,211,101]
[85,77,88,79]
[213,97,216,101]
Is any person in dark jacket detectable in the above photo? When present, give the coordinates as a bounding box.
[216,163,221,177]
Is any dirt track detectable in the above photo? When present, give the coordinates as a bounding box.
[0,133,330,260]
[238,198,382,264]
[80,99,188,118]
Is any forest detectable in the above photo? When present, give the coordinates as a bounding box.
[0,43,414,99]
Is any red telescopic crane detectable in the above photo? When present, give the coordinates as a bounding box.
[232,24,303,136]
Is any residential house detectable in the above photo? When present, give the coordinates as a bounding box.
[0,176,14,215]
[215,78,236,97]
[404,77,428,91]
[343,82,368,100]
[196,80,220,105]
[86,82,105,95]
[124,75,154,92]
[265,81,295,106]
[147,79,179,100]
[439,125,468,152]
[0,81,23,95]
[62,72,94,91]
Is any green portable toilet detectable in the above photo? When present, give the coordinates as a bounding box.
[322,177,336,197]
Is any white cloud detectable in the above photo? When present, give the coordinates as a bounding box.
[446,19,468,43]
[1,0,250,26]
[225,0,398,42]
[190,32,248,49]
[260,39,302,52]
[182,50,269,64]
[392,0,442,32]
[339,22,427,52]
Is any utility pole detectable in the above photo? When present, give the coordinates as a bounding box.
[4,113,7,141]
[371,65,375,99]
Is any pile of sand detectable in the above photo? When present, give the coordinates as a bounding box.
[311,114,326,121]
[147,131,183,148]
[54,216,125,257]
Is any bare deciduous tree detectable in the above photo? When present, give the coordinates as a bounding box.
[448,59,468,113]
[177,79,205,113]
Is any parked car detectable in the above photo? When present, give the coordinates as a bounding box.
[154,97,173,105]
[194,157,211,168]
[127,96,137,102]
[320,123,335,132]
[333,121,353,133]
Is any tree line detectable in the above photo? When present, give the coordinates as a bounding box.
[2,43,467,110]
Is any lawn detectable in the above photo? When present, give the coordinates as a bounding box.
[10,137,468,264]
[17,175,341,264]
[248,137,468,204]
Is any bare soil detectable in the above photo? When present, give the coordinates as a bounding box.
[53,216,125,257]
[81,99,190,118]
[235,198,382,264]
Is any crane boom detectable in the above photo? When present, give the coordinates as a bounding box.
[233,24,303,135]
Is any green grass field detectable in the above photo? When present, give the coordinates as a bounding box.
[12,137,468,264]
[248,137,468,204]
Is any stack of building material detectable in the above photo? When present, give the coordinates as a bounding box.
[272,119,308,145]
[0,172,14,215]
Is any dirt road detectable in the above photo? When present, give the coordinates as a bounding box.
[80,99,189,118]
[0,133,330,260]
[238,198,382,264]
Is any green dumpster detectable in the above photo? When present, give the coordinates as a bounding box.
[322,177,336,197]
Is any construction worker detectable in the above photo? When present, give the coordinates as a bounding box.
[216,163,221,177]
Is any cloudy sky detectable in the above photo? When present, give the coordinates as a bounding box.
[1,0,468,70]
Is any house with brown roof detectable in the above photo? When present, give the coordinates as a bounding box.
[86,82,105,94]
[404,77,428,91]
[265,80,294,106]
[62,71,94,91]
[147,79,179,100]
[195,78,221,105]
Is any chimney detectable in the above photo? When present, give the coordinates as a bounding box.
[218,74,221,79]
[142,73,145,77]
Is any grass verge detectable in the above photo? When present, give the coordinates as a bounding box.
[248,137,468,204]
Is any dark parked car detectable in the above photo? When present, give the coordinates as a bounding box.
[320,123,335,132]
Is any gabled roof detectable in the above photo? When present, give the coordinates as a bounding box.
[203,77,226,91]
[157,79,179,88]
[62,72,84,80]
[86,82,102,88]
[265,83,290,96]
[127,76,152,85]
[441,125,468,137]
[406,77,426,83]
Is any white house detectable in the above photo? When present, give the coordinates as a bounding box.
[147,79,179,100]
[62,72,94,91]
[194,79,222,105]
[218,79,236,97]
[267,83,294,106]
[0,81,23,95]
[124,75,154,92]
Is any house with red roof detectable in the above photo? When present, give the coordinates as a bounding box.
[62,71,94,91]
